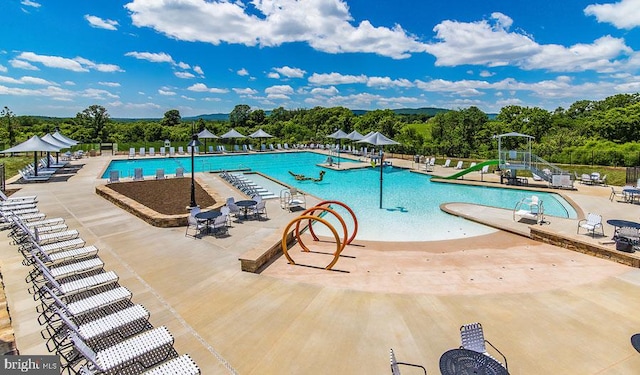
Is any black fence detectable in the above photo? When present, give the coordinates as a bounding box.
[0,163,5,192]
[626,167,640,185]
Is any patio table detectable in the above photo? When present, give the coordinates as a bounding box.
[623,187,640,203]
[195,210,221,234]
[440,348,508,375]
[235,200,257,220]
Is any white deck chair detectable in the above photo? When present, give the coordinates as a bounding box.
[129,148,135,159]
[38,284,132,324]
[70,326,175,375]
[0,190,37,202]
[108,170,120,183]
[610,186,626,202]
[252,200,267,220]
[185,214,207,238]
[460,322,508,371]
[159,147,166,156]
[149,147,155,156]
[133,168,144,181]
[34,259,119,301]
[443,159,451,168]
[141,354,200,375]
[169,147,176,157]
[209,214,228,237]
[577,213,605,237]
[178,146,184,155]
[175,167,184,178]
[139,147,146,157]
[455,161,463,169]
[155,169,166,180]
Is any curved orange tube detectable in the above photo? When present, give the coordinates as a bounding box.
[295,206,347,254]
[309,201,358,244]
[281,215,342,270]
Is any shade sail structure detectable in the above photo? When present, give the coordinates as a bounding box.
[1,135,61,177]
[220,128,246,138]
[52,130,79,146]
[197,129,219,139]
[345,130,364,141]
[357,132,401,209]
[42,134,72,149]
[327,129,349,139]
[249,129,273,138]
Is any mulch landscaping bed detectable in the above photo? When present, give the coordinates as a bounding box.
[107,178,217,215]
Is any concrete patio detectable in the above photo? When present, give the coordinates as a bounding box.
[2,152,640,374]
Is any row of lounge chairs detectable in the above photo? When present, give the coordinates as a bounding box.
[219,171,277,199]
[1,192,200,374]
[108,168,185,183]
[18,155,70,182]
[128,143,313,158]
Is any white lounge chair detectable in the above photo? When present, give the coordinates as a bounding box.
[577,213,605,237]
[133,168,144,181]
[175,168,184,178]
[155,169,166,180]
[443,159,451,168]
[169,147,176,157]
[159,147,166,156]
[139,147,145,157]
[108,170,120,183]
[0,190,37,203]
[455,161,463,169]
[149,147,155,156]
[178,146,185,155]
[129,148,135,159]
[141,354,200,375]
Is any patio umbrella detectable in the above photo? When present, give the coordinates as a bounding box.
[221,128,246,150]
[249,129,273,149]
[357,132,400,209]
[1,135,61,176]
[197,129,219,153]
[42,133,72,167]
[327,129,349,168]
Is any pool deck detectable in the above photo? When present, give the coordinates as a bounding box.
[3,151,640,374]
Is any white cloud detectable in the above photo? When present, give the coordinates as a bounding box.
[308,72,367,85]
[265,84,294,99]
[9,59,38,70]
[193,66,204,75]
[585,0,640,30]
[233,87,258,95]
[83,88,119,99]
[22,76,57,85]
[479,70,494,78]
[175,71,195,79]
[158,89,176,96]
[310,86,339,96]
[177,62,190,69]
[0,65,7,73]
[273,66,306,78]
[84,15,119,30]
[425,12,633,73]
[267,72,280,79]
[21,0,41,8]
[366,76,413,88]
[186,83,228,94]
[125,0,428,59]
[0,76,23,84]
[99,81,121,87]
[237,68,249,76]
[125,51,174,64]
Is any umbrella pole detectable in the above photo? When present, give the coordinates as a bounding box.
[379,150,383,209]
[33,152,38,176]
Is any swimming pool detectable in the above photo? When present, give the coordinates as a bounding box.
[103,152,578,242]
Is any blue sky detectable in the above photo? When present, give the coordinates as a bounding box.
[1,0,640,118]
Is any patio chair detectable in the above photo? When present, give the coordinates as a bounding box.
[159,147,166,156]
[169,147,176,157]
[442,159,451,168]
[139,147,146,157]
[577,213,605,238]
[616,226,640,247]
[68,326,175,375]
[209,214,228,237]
[185,214,207,238]
[580,174,593,185]
[389,348,426,375]
[455,161,463,169]
[129,148,135,159]
[178,146,184,155]
[155,169,166,180]
[133,168,144,181]
[0,190,37,203]
[460,322,508,371]
[252,200,267,220]
[108,170,120,183]
[149,147,155,156]
[610,186,627,202]
[175,167,184,178]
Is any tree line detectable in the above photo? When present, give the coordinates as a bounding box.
[2,93,640,166]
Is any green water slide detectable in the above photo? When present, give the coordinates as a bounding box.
[440,159,499,179]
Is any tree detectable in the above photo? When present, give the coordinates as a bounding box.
[1,106,16,145]
[161,109,181,127]
[76,105,110,142]
[229,104,251,128]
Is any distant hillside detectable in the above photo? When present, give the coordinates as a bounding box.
[351,107,450,116]
[183,113,229,121]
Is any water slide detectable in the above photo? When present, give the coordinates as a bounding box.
[440,159,499,180]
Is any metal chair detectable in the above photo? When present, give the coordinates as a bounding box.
[460,322,508,372]
[577,213,605,237]
[389,348,426,375]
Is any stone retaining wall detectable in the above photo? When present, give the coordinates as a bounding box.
[530,227,640,268]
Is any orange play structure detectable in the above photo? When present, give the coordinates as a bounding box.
[281,201,358,270]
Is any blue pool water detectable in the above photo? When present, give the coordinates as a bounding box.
[103,152,578,242]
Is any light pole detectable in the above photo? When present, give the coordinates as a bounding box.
[188,124,201,209]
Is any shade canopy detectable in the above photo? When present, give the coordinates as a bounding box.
[52,130,79,146]
[42,134,72,149]
[248,129,273,138]
[1,135,61,153]
[493,132,534,140]
[345,130,364,141]
[357,132,400,146]
[197,129,219,139]
[327,129,349,139]
[220,128,246,138]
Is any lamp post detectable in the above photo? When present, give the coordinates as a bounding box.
[188,124,201,209]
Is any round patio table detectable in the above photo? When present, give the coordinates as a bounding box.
[632,334,640,353]
[195,210,222,233]
[235,200,257,220]
[606,219,640,234]
[440,348,508,375]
